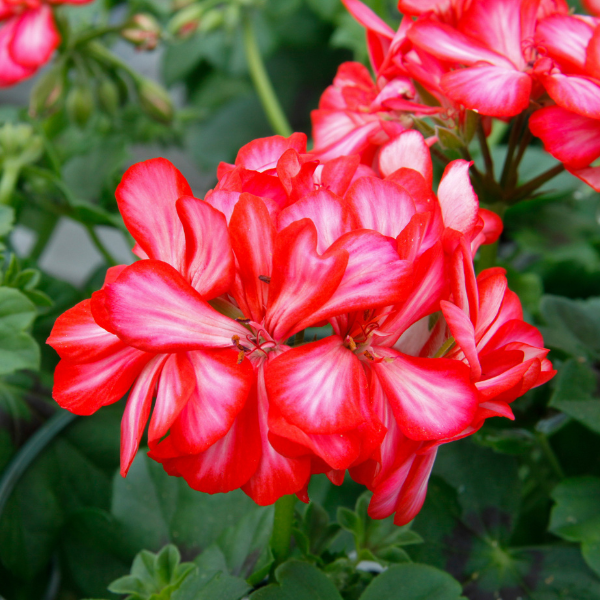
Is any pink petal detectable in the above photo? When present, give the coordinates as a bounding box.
[168,348,254,454]
[437,160,479,235]
[175,196,234,298]
[116,158,192,267]
[440,300,482,379]
[265,220,348,341]
[540,73,600,120]
[234,133,307,172]
[229,193,276,323]
[121,355,168,476]
[473,270,508,341]
[320,155,361,196]
[368,447,437,525]
[408,19,516,69]
[0,18,35,86]
[529,106,600,169]
[277,189,356,253]
[536,14,593,73]
[569,164,600,191]
[346,177,416,239]
[585,25,600,79]
[8,6,59,69]
[242,356,312,505]
[377,131,433,185]
[53,346,151,416]
[341,0,394,39]
[266,336,368,435]
[47,299,121,362]
[372,348,479,440]
[441,64,531,118]
[305,230,413,326]
[203,190,241,223]
[147,352,196,446]
[151,388,262,495]
[104,260,248,353]
[458,0,527,69]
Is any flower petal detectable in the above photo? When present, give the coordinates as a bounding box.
[8,6,59,69]
[121,355,168,476]
[437,160,479,236]
[540,73,600,120]
[235,133,307,172]
[53,345,151,416]
[115,158,192,266]
[265,219,348,342]
[0,18,35,86]
[372,347,479,440]
[176,196,234,298]
[168,348,254,454]
[377,131,433,185]
[346,176,416,238]
[267,336,368,435]
[104,260,248,353]
[441,64,531,118]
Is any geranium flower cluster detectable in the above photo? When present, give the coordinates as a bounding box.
[48,131,554,524]
[314,0,600,190]
[0,0,92,87]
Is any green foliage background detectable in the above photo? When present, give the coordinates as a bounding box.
[1,0,600,598]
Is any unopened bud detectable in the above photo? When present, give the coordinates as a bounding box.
[167,3,204,39]
[199,8,225,33]
[97,78,120,115]
[29,64,65,117]
[66,84,95,128]
[121,13,161,51]
[137,78,174,123]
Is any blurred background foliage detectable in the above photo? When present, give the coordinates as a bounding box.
[1,0,600,598]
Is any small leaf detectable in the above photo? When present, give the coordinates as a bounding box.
[337,507,360,534]
[250,559,343,600]
[172,570,250,600]
[0,287,37,331]
[359,563,464,600]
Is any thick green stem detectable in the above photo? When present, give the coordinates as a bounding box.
[0,410,75,518]
[536,432,565,480]
[242,14,292,138]
[0,163,20,205]
[269,494,296,568]
[85,225,118,267]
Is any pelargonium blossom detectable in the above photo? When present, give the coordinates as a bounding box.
[0,0,92,87]
[48,131,553,523]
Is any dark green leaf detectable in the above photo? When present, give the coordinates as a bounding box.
[172,569,250,600]
[251,559,343,600]
[549,360,600,435]
[359,563,464,600]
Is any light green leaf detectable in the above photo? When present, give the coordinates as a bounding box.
[0,287,37,331]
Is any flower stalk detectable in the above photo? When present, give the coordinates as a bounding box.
[242,12,292,138]
[269,494,297,571]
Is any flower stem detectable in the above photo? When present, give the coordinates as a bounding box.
[0,163,20,205]
[269,494,296,569]
[477,120,494,177]
[85,224,118,267]
[0,410,75,518]
[509,164,565,204]
[242,13,292,138]
[536,432,565,480]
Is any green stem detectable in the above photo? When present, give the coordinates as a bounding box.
[74,25,123,48]
[434,336,455,358]
[0,163,20,205]
[269,494,296,569]
[509,164,565,204]
[536,432,565,479]
[430,145,450,166]
[242,13,292,138]
[29,213,59,262]
[85,224,118,266]
[500,112,526,188]
[477,120,494,177]
[0,410,76,518]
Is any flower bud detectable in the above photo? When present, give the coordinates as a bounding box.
[167,3,204,39]
[137,78,174,124]
[97,78,121,115]
[29,64,65,117]
[121,13,161,51]
[66,84,95,128]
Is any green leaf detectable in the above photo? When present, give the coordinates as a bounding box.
[251,559,343,600]
[172,569,250,600]
[0,327,40,374]
[0,287,37,331]
[549,359,600,435]
[539,296,600,360]
[111,452,258,556]
[550,477,600,576]
[359,563,464,600]
[0,205,15,237]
